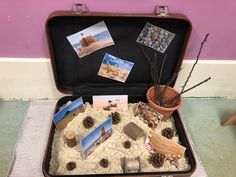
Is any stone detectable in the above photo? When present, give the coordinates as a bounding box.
[159,34,164,39]
[123,122,145,141]
[151,32,158,40]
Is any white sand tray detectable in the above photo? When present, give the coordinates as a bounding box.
[7,100,208,177]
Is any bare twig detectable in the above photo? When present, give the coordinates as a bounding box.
[181,33,209,93]
[160,67,182,106]
[155,54,166,104]
[163,77,211,106]
[138,45,152,63]
[153,54,159,86]
[139,45,161,104]
[154,54,161,103]
[181,77,211,94]
[158,54,167,85]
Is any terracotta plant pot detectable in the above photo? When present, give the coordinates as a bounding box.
[146,85,182,121]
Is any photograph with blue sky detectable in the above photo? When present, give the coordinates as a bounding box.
[53,97,84,125]
[98,53,134,82]
[67,21,114,58]
[81,117,112,157]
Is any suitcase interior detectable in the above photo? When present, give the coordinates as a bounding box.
[43,12,196,177]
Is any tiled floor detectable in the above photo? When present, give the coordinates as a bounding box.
[0,98,236,177]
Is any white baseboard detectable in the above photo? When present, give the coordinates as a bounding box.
[0,58,236,100]
[0,58,65,100]
[174,60,236,98]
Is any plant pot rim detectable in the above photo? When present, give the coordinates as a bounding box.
[146,85,182,111]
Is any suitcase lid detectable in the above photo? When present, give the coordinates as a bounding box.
[46,10,192,96]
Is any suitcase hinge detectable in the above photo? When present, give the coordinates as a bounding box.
[155,5,169,16]
[72,3,87,14]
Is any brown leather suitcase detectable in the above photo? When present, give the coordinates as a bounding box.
[43,5,196,177]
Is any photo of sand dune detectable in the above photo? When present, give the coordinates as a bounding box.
[93,95,128,112]
[67,21,115,58]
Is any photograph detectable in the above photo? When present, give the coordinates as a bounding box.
[93,95,128,111]
[53,97,84,130]
[136,22,175,53]
[67,21,115,58]
[81,117,113,158]
[53,97,84,125]
[134,102,163,129]
[97,53,134,82]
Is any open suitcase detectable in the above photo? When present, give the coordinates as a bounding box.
[43,4,196,177]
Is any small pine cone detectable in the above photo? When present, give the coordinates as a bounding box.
[66,161,77,171]
[110,112,121,124]
[148,121,155,128]
[123,140,131,149]
[148,153,165,168]
[161,128,175,139]
[99,158,109,168]
[82,116,94,129]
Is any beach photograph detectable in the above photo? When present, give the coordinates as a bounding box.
[97,53,134,82]
[67,21,114,58]
[53,97,84,125]
[81,118,113,158]
[93,95,128,112]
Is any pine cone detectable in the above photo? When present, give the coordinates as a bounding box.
[161,128,175,139]
[123,140,131,149]
[66,161,76,171]
[110,112,121,124]
[82,116,94,129]
[148,121,155,128]
[148,153,165,168]
[99,158,109,168]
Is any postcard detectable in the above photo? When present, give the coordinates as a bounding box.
[98,53,134,82]
[134,102,163,129]
[136,22,175,53]
[81,117,113,158]
[53,97,84,131]
[93,95,128,112]
[144,131,186,160]
[67,21,114,58]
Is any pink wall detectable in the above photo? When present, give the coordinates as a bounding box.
[0,0,235,60]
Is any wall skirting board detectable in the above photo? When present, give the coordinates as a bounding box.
[0,58,236,100]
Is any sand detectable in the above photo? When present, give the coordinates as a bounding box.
[78,39,114,58]
[49,103,191,175]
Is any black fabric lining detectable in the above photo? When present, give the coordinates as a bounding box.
[47,15,191,95]
[72,83,152,96]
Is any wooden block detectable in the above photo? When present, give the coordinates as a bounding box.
[223,112,236,126]
[124,122,145,141]
[66,131,77,148]
[149,131,186,159]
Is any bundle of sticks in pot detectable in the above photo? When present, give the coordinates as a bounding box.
[140,34,211,120]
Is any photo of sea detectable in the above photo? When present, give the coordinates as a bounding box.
[81,117,113,158]
[53,97,84,125]
[67,21,115,58]
[98,53,134,82]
